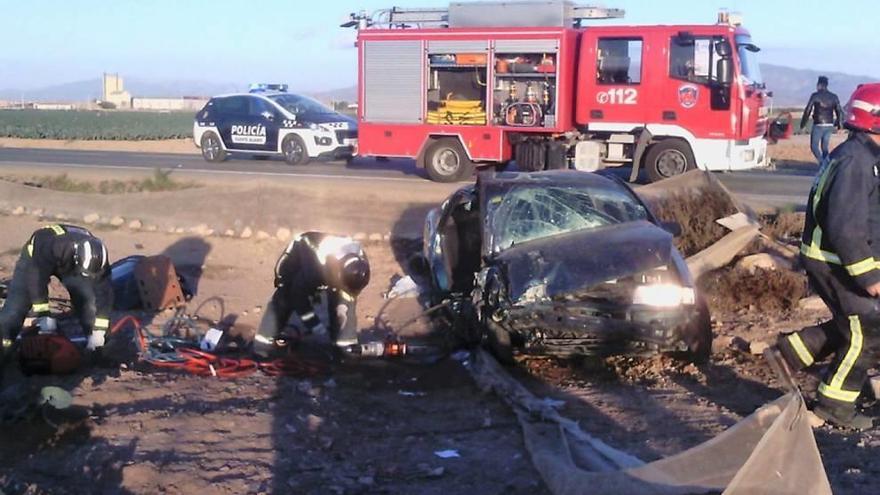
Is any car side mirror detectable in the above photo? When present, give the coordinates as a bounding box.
[716,57,733,86]
[660,221,683,237]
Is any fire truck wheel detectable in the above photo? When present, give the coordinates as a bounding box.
[424,139,474,182]
[200,132,227,163]
[282,135,310,166]
[644,140,695,182]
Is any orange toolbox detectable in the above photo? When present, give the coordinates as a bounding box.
[455,53,487,65]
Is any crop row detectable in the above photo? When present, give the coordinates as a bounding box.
[0,110,194,140]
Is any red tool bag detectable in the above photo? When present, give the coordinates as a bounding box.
[19,334,82,375]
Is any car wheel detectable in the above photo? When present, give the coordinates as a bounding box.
[683,297,712,364]
[424,139,475,182]
[282,134,310,166]
[644,140,695,183]
[200,132,226,163]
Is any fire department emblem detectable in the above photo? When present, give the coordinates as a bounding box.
[678,84,699,109]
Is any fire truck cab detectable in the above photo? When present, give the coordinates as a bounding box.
[345,2,773,182]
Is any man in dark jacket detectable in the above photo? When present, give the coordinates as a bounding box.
[801,76,844,163]
[772,83,880,429]
[254,232,370,356]
[0,225,113,354]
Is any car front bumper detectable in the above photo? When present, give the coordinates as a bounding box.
[503,303,699,357]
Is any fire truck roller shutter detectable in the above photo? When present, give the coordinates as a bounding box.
[363,40,422,123]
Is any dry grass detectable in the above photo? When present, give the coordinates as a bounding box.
[650,189,738,257]
[2,169,199,194]
[760,211,805,241]
[699,266,807,315]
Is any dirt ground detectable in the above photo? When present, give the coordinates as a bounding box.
[1,173,879,494]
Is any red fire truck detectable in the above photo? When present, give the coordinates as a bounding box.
[343,1,778,182]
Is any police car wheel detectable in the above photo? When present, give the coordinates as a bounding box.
[644,140,695,183]
[282,135,309,166]
[424,139,474,182]
[200,132,227,163]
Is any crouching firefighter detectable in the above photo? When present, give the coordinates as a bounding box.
[770,83,880,430]
[0,224,113,356]
[254,232,370,356]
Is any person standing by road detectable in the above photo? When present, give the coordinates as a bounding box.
[770,83,880,430]
[800,76,844,163]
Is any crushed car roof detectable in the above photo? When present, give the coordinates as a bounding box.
[478,170,624,188]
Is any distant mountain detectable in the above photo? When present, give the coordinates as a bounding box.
[0,65,872,108]
[0,77,358,103]
[309,85,357,104]
[760,64,875,108]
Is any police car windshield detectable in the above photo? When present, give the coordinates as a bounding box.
[268,94,335,116]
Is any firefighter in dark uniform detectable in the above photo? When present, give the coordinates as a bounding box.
[254,232,370,356]
[0,224,113,354]
[773,83,880,429]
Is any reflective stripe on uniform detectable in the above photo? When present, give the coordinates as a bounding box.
[254,334,274,345]
[786,333,815,367]
[845,257,877,276]
[818,382,860,403]
[800,243,841,264]
[46,224,65,235]
[94,317,110,329]
[818,315,864,403]
[31,302,49,313]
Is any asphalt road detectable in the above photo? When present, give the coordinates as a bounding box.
[0,147,815,209]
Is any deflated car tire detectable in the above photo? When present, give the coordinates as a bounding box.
[485,319,515,365]
[684,297,713,364]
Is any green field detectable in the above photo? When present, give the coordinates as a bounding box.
[0,110,194,140]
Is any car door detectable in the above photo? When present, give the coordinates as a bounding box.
[248,96,281,152]
[215,96,250,150]
[579,30,648,126]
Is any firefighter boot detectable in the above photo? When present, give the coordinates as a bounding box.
[812,403,875,431]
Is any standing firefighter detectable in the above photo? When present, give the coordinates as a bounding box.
[772,83,880,429]
[801,75,844,163]
[254,232,370,356]
[0,225,112,353]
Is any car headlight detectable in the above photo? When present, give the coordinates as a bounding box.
[632,284,695,308]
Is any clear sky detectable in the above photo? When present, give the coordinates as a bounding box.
[0,0,877,91]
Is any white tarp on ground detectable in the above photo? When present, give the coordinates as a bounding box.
[468,349,832,495]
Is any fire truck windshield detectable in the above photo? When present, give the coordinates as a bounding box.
[735,35,763,87]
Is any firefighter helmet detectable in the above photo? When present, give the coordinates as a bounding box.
[74,238,109,277]
[340,254,371,295]
[844,83,880,134]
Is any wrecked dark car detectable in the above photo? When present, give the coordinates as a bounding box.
[422,170,711,363]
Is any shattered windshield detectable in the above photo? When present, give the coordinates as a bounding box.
[488,185,649,253]
[735,34,763,87]
[269,94,335,116]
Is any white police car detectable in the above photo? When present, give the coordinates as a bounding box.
[193,84,357,165]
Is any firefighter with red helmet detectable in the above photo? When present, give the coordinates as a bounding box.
[770,83,880,429]
[253,232,370,356]
[0,225,113,354]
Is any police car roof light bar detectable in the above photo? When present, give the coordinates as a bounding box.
[249,83,288,93]
[341,1,624,30]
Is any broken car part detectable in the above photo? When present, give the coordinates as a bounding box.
[422,170,711,362]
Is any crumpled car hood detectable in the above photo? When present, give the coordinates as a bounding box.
[493,221,675,303]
